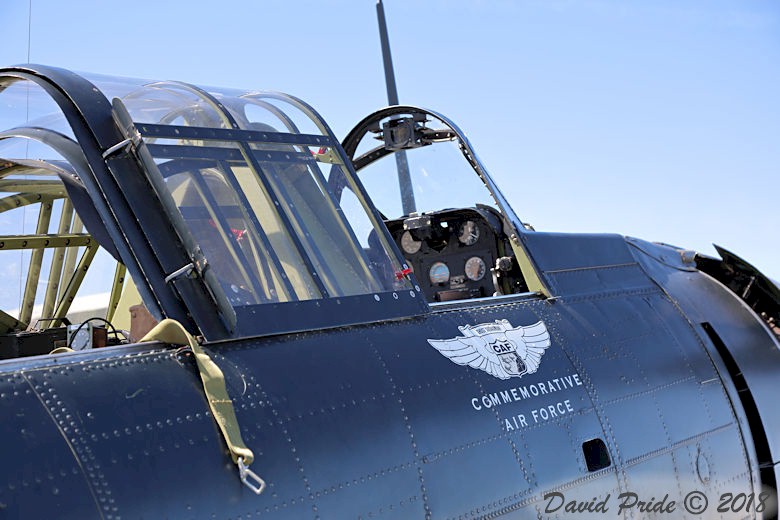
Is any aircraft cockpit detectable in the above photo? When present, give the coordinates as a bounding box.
[340,107,540,304]
[0,66,548,362]
[0,66,432,355]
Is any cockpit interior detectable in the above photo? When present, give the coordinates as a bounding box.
[0,69,539,361]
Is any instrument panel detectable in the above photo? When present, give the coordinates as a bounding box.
[386,206,525,302]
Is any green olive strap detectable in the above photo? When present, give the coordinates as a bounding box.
[141,318,265,494]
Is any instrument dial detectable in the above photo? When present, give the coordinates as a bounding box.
[458,220,480,246]
[429,262,450,285]
[401,230,422,254]
[465,256,487,281]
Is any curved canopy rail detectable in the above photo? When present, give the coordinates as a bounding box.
[0,65,427,341]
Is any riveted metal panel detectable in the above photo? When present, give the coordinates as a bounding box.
[545,263,655,297]
[215,327,422,514]
[522,233,637,272]
[631,244,777,491]
[522,412,608,487]
[0,257,761,519]
[533,471,621,520]
[0,373,101,519]
[21,352,250,519]
[622,452,679,513]
[654,382,728,445]
[603,393,671,462]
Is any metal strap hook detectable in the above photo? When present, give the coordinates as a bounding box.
[238,457,266,495]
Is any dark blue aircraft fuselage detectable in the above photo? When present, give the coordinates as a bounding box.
[2,233,776,518]
[0,65,778,520]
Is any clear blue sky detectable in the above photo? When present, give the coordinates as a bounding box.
[2,0,778,279]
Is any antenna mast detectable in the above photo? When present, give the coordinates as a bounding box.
[376,0,416,215]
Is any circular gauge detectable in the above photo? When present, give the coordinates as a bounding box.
[465,256,487,281]
[401,230,422,254]
[429,262,450,285]
[458,220,480,246]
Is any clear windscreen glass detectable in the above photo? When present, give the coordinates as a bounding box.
[355,136,498,220]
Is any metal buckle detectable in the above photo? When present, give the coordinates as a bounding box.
[237,457,266,495]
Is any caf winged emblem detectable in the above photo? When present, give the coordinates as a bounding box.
[427,319,551,380]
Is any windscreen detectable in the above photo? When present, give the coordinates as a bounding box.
[348,114,499,221]
[356,138,498,220]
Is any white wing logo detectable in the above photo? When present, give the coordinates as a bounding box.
[427,319,551,380]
